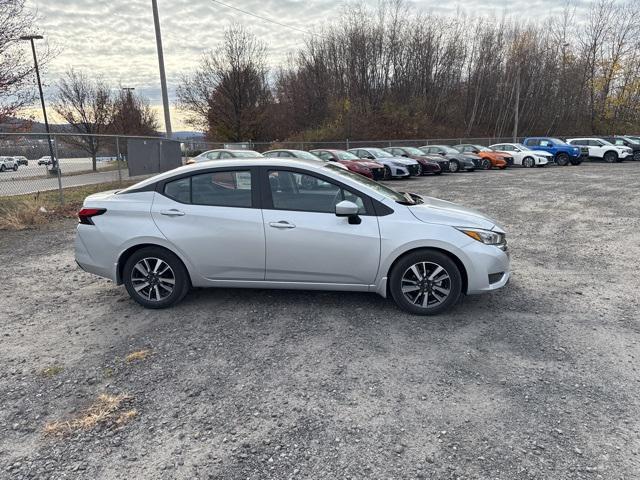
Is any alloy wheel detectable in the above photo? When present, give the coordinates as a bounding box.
[400,261,451,309]
[130,257,175,302]
[449,160,459,173]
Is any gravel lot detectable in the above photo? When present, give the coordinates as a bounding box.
[1,162,639,479]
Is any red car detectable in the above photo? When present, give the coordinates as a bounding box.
[310,149,387,180]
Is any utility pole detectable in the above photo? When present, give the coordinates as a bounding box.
[513,66,520,143]
[151,0,172,138]
[20,34,58,173]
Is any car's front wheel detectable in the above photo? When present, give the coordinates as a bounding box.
[523,156,535,168]
[12,164,18,171]
[449,160,459,173]
[123,247,190,309]
[481,159,491,170]
[389,250,462,315]
[603,151,618,163]
[555,153,569,166]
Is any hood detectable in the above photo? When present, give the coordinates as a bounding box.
[407,196,499,231]
[382,156,418,165]
[346,160,382,168]
[533,150,553,157]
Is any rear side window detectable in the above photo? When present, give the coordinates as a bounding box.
[162,171,252,207]
[164,177,190,203]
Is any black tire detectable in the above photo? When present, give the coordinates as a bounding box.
[449,160,460,173]
[389,249,462,315]
[384,165,392,179]
[569,157,582,165]
[12,164,18,171]
[603,151,618,163]
[0,165,5,172]
[633,151,640,161]
[481,158,491,170]
[123,246,190,309]
[555,152,570,166]
[523,156,535,168]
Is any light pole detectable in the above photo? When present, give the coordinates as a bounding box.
[20,34,58,173]
[151,0,172,138]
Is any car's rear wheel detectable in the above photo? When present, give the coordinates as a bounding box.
[0,165,5,172]
[523,156,535,168]
[481,159,491,170]
[555,153,569,166]
[389,250,462,315]
[633,151,640,161]
[449,160,459,173]
[123,247,190,309]
[603,151,618,163]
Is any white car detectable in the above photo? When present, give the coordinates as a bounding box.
[566,138,632,163]
[489,143,551,167]
[0,156,18,172]
[75,158,510,315]
[348,147,421,178]
[263,149,349,170]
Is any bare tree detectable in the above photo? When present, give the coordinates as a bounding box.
[177,24,272,141]
[0,0,49,121]
[53,70,112,171]
[110,88,159,136]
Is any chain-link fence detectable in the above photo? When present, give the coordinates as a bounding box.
[0,132,541,204]
[181,136,531,155]
[0,132,185,201]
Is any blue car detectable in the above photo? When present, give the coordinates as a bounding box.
[522,137,583,166]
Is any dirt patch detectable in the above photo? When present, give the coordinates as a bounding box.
[0,163,639,479]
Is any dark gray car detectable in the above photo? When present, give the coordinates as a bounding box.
[420,145,477,172]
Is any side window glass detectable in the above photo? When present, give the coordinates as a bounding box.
[191,171,252,207]
[268,170,366,214]
[316,151,331,161]
[164,177,190,203]
[220,151,232,159]
[206,151,220,160]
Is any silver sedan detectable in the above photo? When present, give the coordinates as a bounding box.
[75,158,510,315]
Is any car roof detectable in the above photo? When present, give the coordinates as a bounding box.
[200,149,259,154]
[118,158,390,201]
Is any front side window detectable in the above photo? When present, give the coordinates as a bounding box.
[206,151,220,160]
[165,170,252,207]
[268,170,366,214]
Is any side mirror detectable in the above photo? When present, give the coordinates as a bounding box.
[366,155,375,160]
[335,200,361,224]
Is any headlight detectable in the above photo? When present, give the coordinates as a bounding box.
[456,227,506,247]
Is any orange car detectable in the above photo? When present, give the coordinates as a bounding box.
[453,144,510,169]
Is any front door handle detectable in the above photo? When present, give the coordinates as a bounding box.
[160,209,185,217]
[269,221,295,229]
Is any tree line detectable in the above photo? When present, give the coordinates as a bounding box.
[178,0,640,143]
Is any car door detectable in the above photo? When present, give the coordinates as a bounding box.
[261,168,381,285]
[151,168,266,281]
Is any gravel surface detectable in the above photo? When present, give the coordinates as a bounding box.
[1,162,639,479]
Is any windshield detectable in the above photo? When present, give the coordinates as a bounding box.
[324,164,419,205]
[367,148,393,158]
[335,150,360,160]
[293,150,322,160]
[439,146,459,154]
[474,145,491,152]
[549,138,568,145]
[234,151,263,158]
[402,147,425,155]
[514,143,532,151]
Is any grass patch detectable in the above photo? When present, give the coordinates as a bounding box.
[40,365,64,377]
[0,180,137,231]
[43,393,135,436]
[125,349,152,363]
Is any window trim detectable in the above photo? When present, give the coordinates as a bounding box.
[257,166,378,216]
[157,166,261,209]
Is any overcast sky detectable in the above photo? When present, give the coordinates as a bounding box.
[25,0,586,131]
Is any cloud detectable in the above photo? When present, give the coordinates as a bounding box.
[24,0,591,130]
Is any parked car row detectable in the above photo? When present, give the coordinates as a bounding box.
[188,134,640,182]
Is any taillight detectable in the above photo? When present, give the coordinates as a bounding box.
[78,208,106,225]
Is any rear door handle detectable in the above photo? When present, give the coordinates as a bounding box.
[160,209,185,217]
[269,221,295,229]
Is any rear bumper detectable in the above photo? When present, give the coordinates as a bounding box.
[74,232,117,281]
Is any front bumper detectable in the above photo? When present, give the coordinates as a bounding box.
[391,166,410,177]
[462,241,511,294]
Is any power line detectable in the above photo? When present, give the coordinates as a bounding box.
[209,0,320,37]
